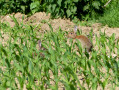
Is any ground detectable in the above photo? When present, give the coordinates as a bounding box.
[1,12,119,37]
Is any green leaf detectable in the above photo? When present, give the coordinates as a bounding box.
[1,48,7,56]
[28,60,33,74]
[52,4,56,12]
[30,1,39,10]
[92,77,98,90]
[83,4,89,11]
[57,0,62,7]
[21,6,25,12]
[66,9,72,17]
[71,6,77,13]
[74,0,78,3]
[92,1,100,9]
[0,68,2,73]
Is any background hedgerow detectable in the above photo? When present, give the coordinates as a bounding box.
[1,0,119,27]
[0,0,107,19]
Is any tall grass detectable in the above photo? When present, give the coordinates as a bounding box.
[0,17,119,89]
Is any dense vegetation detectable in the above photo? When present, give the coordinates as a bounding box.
[0,0,119,27]
[1,0,119,27]
[0,0,110,18]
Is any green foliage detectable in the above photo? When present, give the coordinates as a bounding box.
[0,0,32,14]
[1,0,119,27]
[0,0,106,19]
[30,0,46,14]
[44,0,78,18]
[43,0,105,19]
[0,16,119,89]
[99,0,119,27]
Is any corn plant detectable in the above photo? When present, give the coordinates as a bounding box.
[0,17,119,90]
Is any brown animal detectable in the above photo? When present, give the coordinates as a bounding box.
[67,26,93,52]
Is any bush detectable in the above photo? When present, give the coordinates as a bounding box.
[0,0,32,14]
[41,0,106,19]
[0,0,107,19]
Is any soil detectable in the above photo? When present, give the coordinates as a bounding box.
[1,12,119,37]
[1,12,119,90]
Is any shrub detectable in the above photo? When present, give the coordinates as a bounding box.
[0,0,107,19]
[0,0,32,14]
